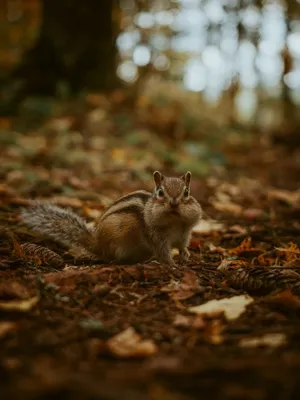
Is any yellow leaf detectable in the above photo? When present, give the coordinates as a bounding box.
[0,296,39,312]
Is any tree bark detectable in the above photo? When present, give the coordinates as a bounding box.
[4,0,118,104]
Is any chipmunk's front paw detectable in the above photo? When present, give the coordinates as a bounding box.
[157,255,177,268]
[179,248,190,264]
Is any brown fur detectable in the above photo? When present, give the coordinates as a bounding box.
[21,172,202,265]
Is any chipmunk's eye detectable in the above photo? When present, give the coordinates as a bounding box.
[157,188,164,197]
[184,188,189,197]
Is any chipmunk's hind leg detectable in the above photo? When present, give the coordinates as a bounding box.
[95,213,152,264]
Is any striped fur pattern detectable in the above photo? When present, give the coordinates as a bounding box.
[144,171,202,265]
[21,172,202,265]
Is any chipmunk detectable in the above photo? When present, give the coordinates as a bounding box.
[21,171,202,266]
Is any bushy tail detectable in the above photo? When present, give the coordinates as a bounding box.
[21,203,96,257]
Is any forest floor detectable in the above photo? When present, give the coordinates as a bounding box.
[1,92,300,400]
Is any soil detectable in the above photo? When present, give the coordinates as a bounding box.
[1,121,300,400]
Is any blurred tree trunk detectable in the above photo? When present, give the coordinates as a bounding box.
[2,0,118,111]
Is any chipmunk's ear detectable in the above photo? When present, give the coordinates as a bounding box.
[181,171,191,188]
[153,171,164,187]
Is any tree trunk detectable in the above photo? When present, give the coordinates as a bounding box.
[3,0,118,107]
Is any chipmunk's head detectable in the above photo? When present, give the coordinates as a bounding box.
[152,170,191,212]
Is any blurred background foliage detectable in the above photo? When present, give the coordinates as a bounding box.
[0,0,300,182]
[1,0,300,127]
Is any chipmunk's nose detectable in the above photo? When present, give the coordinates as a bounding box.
[170,199,179,208]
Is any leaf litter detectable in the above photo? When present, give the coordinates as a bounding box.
[0,296,39,312]
[102,327,157,358]
[189,295,254,321]
[239,333,287,349]
[1,88,300,398]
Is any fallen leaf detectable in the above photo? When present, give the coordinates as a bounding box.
[204,319,224,344]
[0,184,17,199]
[146,356,181,373]
[0,281,29,300]
[242,208,265,220]
[217,259,250,275]
[2,358,21,370]
[239,333,287,348]
[262,289,300,310]
[0,296,39,312]
[208,243,226,253]
[189,238,201,249]
[106,327,157,358]
[189,295,254,321]
[267,188,300,206]
[173,314,205,329]
[173,314,191,327]
[228,224,248,235]
[193,220,224,234]
[211,200,243,215]
[161,271,201,301]
[79,319,104,331]
[49,197,83,208]
[275,242,300,264]
[227,237,262,256]
[257,243,300,267]
[0,322,17,338]
[48,117,73,132]
[83,206,103,219]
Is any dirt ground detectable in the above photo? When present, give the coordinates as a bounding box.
[1,106,300,400]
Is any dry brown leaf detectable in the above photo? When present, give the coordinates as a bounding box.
[208,243,226,253]
[267,188,300,206]
[83,206,103,219]
[189,295,254,321]
[228,225,248,235]
[189,238,201,249]
[0,322,17,338]
[204,319,224,345]
[227,237,262,256]
[173,314,205,329]
[257,250,278,266]
[257,243,300,267]
[217,259,250,274]
[0,281,29,300]
[50,197,83,208]
[242,208,264,219]
[211,200,243,215]
[0,296,39,312]
[275,242,300,264]
[239,333,287,348]
[262,289,300,310]
[106,327,157,358]
[161,271,200,301]
[0,184,17,199]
